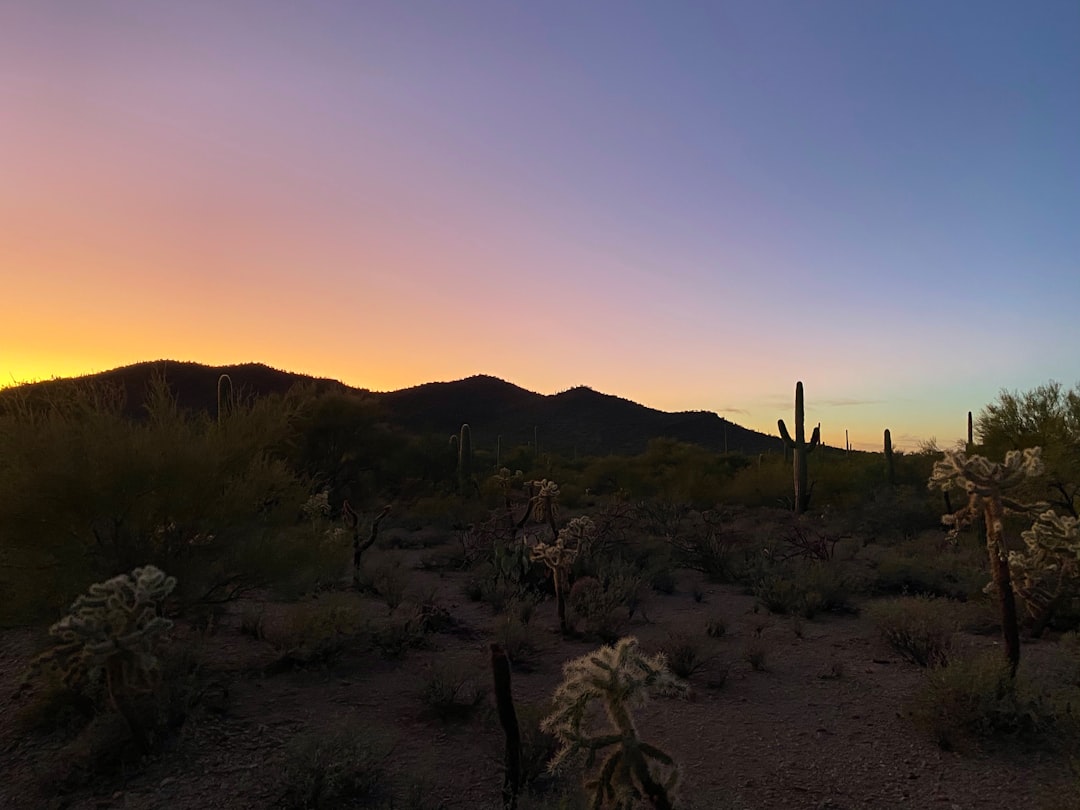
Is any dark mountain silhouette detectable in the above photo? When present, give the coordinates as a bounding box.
[1,361,352,419]
[2,362,784,456]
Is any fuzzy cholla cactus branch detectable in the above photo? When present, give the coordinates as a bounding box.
[1009,510,1080,634]
[530,479,561,527]
[529,514,597,635]
[929,446,1044,491]
[542,637,687,810]
[30,564,177,723]
[929,447,1045,536]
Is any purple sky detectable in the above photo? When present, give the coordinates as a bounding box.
[3,1,1078,449]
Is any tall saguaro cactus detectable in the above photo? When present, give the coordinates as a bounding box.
[216,374,233,424]
[778,381,820,514]
[458,423,474,493]
[884,429,896,485]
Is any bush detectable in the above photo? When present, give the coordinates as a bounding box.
[755,560,855,618]
[280,723,391,808]
[369,611,427,660]
[911,652,1058,751]
[868,596,957,667]
[0,375,309,624]
[417,662,486,722]
[271,598,365,668]
[659,633,711,679]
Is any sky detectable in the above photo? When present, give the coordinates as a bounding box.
[2,1,1078,451]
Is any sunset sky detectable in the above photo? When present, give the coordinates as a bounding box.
[2,2,1077,450]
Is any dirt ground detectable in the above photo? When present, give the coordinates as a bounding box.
[1,533,1076,810]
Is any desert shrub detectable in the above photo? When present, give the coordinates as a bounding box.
[743,642,768,672]
[754,560,855,618]
[567,577,605,620]
[413,590,456,634]
[650,568,677,595]
[513,702,561,789]
[911,652,1062,751]
[706,617,727,638]
[418,661,486,722]
[850,486,942,542]
[239,605,267,639]
[867,531,987,600]
[496,617,542,672]
[868,596,958,667]
[659,633,711,679]
[567,574,631,641]
[365,554,410,613]
[592,557,646,616]
[0,375,309,624]
[369,611,428,659]
[280,723,392,809]
[271,599,366,668]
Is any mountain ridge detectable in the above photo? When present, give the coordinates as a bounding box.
[1,361,785,456]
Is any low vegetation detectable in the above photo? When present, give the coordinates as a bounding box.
[3,372,1080,808]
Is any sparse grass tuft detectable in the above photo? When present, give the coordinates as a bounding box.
[868,595,957,668]
[418,662,486,722]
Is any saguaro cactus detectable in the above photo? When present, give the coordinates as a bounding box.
[929,447,1044,676]
[967,411,974,452]
[458,423,474,492]
[216,374,233,424]
[778,381,820,514]
[491,644,522,810]
[884,429,895,485]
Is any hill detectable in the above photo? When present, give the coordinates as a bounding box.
[2,362,783,456]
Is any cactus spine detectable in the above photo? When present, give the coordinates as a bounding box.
[884,429,895,484]
[778,381,820,515]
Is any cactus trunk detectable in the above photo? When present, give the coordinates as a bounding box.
[778,381,820,515]
[984,497,1021,677]
[491,644,521,810]
[458,424,473,493]
[884,429,895,485]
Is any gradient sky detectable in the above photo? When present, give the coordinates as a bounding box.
[3,2,1078,450]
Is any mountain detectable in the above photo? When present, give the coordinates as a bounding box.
[2,362,783,456]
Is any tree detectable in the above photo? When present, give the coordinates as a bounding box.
[976,381,1080,517]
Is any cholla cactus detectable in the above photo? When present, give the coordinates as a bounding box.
[529,516,596,635]
[1008,510,1080,634]
[928,447,1044,676]
[301,489,331,528]
[530,479,561,530]
[27,565,176,748]
[541,637,687,810]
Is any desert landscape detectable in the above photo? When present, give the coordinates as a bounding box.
[1,366,1078,810]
